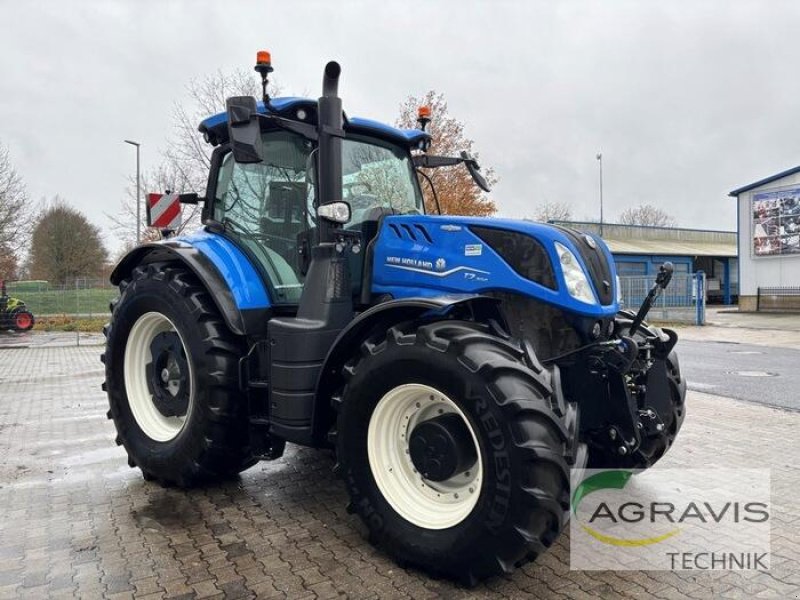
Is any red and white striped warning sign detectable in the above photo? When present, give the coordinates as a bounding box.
[146,193,182,229]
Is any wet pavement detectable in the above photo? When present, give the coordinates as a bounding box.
[0,331,104,349]
[0,345,799,598]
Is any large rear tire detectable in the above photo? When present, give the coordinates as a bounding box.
[333,320,584,583]
[102,263,256,487]
[11,309,34,331]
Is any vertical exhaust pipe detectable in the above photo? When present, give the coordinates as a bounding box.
[321,61,341,98]
[317,61,344,246]
[295,60,352,325]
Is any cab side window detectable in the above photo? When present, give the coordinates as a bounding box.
[214,131,314,304]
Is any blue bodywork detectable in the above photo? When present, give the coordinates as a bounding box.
[169,216,618,319]
[199,97,429,148]
[175,230,271,309]
[371,215,618,319]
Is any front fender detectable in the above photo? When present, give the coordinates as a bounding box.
[110,233,271,336]
[310,294,505,445]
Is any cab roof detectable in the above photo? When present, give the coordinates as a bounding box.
[198,97,430,149]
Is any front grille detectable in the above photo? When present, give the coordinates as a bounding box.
[470,226,557,290]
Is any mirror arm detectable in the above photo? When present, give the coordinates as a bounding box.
[412,154,463,168]
[256,114,319,141]
[177,193,203,205]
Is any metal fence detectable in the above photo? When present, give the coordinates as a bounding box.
[7,274,708,324]
[757,286,800,312]
[618,272,706,325]
[6,278,116,319]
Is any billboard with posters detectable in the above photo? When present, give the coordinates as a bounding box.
[752,187,800,256]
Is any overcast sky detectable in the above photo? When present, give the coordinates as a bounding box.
[2,1,799,254]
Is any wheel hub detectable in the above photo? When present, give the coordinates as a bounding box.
[145,331,189,417]
[409,413,477,481]
[367,383,483,530]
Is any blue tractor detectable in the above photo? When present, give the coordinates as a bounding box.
[103,53,685,583]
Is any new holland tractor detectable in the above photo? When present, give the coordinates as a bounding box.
[102,52,686,582]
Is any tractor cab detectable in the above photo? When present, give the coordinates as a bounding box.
[199,96,428,307]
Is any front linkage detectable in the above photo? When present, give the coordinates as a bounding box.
[560,263,687,468]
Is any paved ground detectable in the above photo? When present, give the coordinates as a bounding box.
[671,307,800,349]
[706,307,800,331]
[679,340,800,411]
[0,322,799,599]
[0,330,103,349]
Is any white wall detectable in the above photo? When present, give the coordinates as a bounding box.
[737,174,800,298]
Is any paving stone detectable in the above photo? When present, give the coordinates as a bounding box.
[0,343,798,599]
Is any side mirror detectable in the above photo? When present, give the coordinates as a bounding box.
[461,151,491,193]
[226,96,263,163]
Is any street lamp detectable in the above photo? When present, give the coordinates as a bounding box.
[596,152,604,236]
[124,140,141,243]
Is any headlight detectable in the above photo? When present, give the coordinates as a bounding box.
[555,242,597,304]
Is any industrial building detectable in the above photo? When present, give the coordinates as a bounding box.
[554,221,738,304]
[729,166,800,311]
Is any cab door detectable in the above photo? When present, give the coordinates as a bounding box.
[211,131,315,305]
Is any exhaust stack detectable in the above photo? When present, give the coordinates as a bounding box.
[316,61,344,245]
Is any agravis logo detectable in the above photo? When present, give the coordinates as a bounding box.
[572,470,680,547]
[570,468,771,570]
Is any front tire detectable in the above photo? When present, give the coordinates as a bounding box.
[334,320,584,583]
[102,263,255,486]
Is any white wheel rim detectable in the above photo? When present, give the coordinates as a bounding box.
[367,383,483,530]
[123,312,193,442]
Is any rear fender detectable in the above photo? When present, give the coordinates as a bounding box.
[310,294,506,445]
[110,237,271,337]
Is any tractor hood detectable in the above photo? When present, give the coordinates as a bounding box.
[370,214,619,319]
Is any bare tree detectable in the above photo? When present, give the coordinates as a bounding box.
[111,69,279,248]
[531,200,573,223]
[0,141,35,278]
[396,91,497,216]
[29,198,108,284]
[0,245,18,281]
[619,204,677,227]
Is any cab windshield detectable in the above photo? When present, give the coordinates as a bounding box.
[341,136,425,222]
[214,131,423,303]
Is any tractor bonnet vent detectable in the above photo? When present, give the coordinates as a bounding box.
[388,222,433,244]
[469,226,557,290]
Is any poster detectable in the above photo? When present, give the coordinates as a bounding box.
[752,187,800,256]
